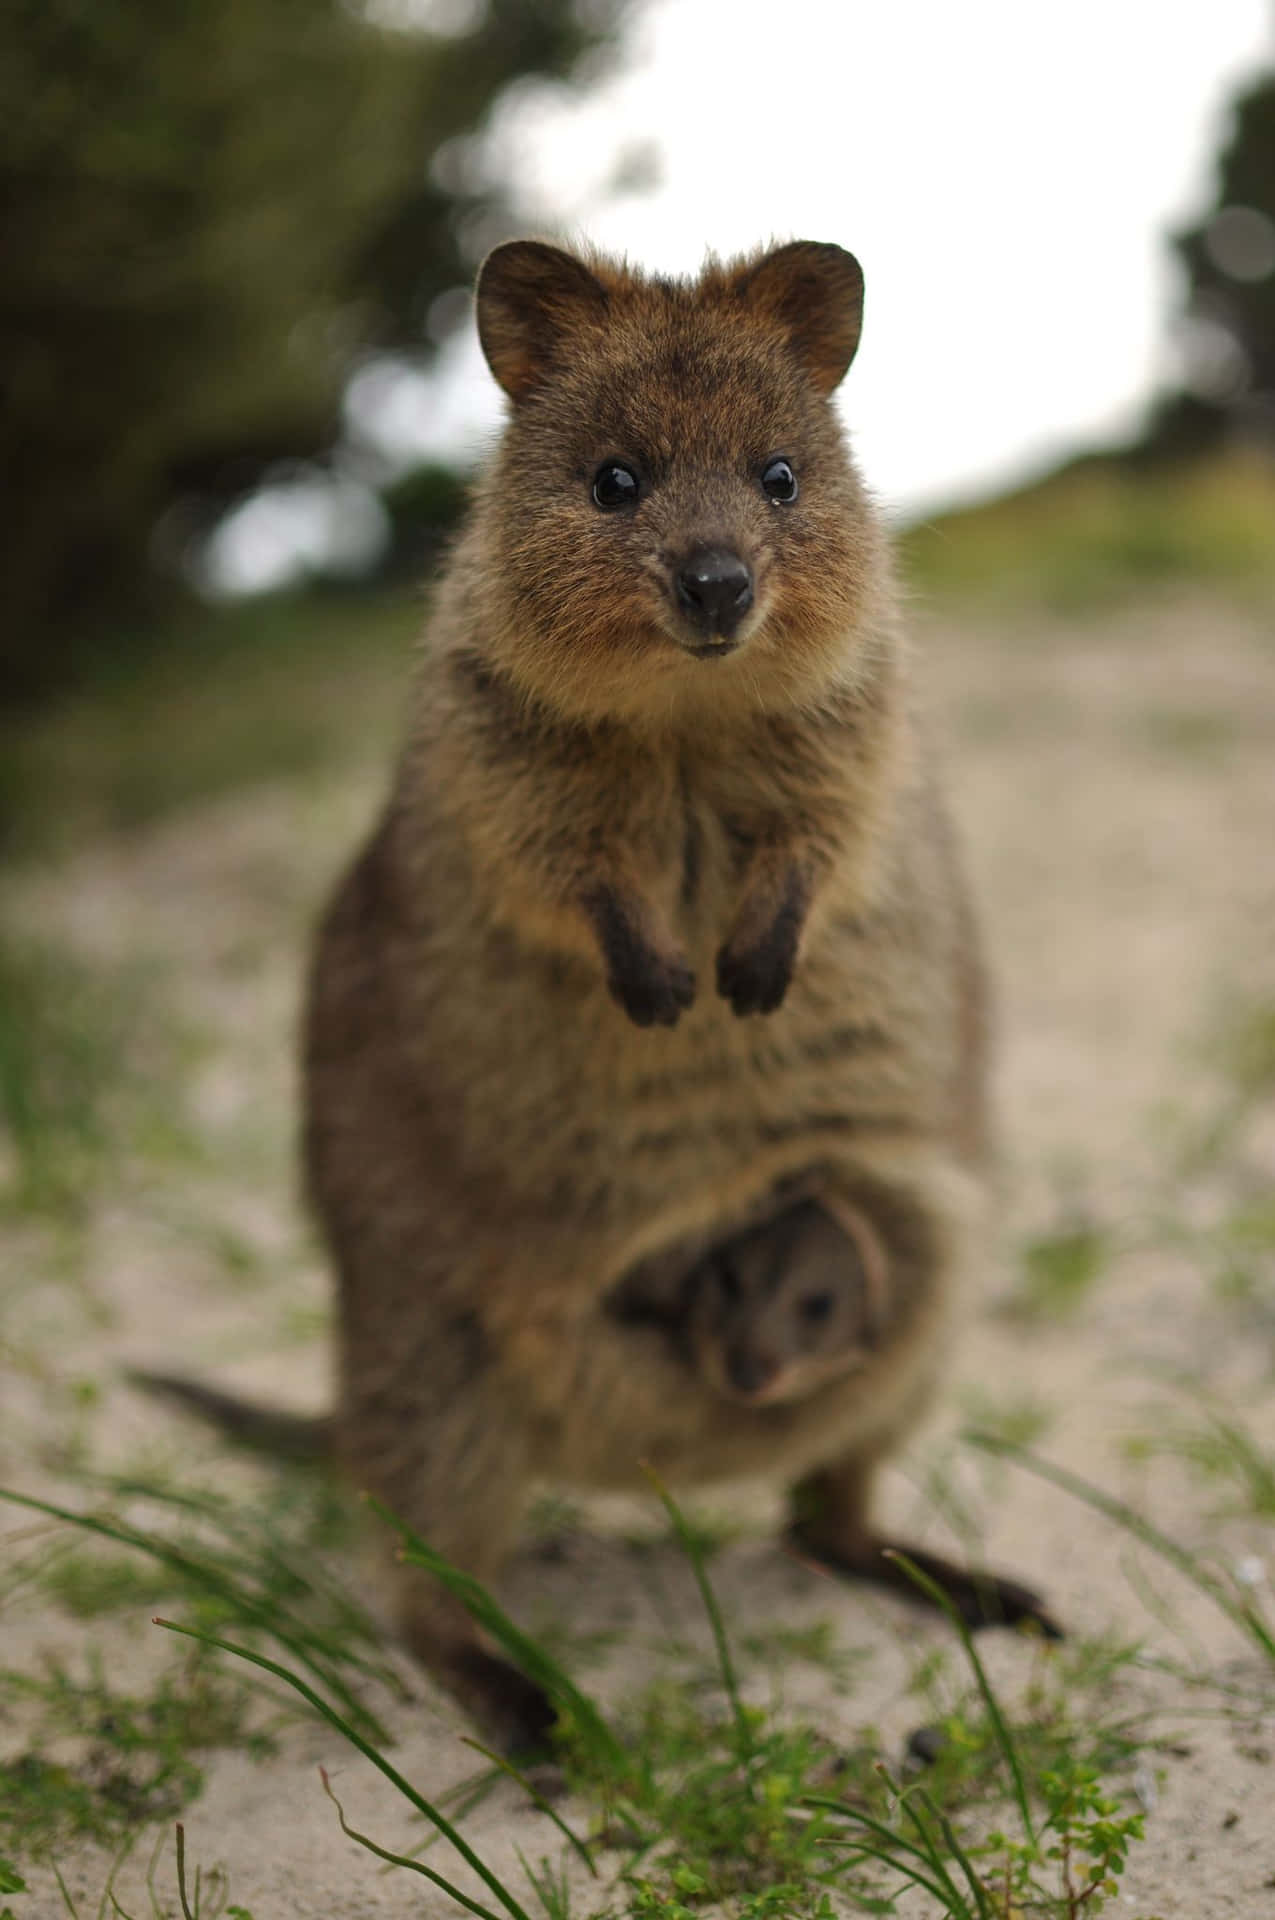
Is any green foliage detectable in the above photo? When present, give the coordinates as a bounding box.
[0,0,616,689]
[1144,69,1275,461]
[901,452,1275,611]
[982,1760,1145,1917]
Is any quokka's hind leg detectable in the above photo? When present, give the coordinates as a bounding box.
[787,1452,1062,1640]
[338,1381,556,1755]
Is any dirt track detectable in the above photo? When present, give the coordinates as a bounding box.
[3,589,1273,1916]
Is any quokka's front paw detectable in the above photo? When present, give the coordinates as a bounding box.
[715,920,799,1017]
[608,949,697,1028]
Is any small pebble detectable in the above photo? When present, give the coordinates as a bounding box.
[904,1724,947,1766]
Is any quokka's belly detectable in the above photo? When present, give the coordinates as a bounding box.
[447,888,941,1167]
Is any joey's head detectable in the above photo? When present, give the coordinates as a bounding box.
[470,238,884,726]
[686,1200,885,1408]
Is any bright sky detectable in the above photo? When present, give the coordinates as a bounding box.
[210,0,1273,592]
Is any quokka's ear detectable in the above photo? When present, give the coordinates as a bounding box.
[476,240,610,403]
[731,241,864,394]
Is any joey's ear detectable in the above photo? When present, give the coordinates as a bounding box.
[476,241,609,403]
[732,241,864,393]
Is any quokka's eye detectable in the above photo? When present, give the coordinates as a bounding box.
[760,457,798,505]
[591,462,640,509]
[800,1291,834,1325]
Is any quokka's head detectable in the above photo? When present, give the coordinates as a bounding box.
[468,239,885,726]
[686,1199,884,1407]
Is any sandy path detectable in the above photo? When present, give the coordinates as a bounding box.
[2,589,1272,1916]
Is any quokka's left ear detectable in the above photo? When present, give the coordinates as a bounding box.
[729,241,864,394]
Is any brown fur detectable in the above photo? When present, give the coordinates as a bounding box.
[292,238,1048,1748]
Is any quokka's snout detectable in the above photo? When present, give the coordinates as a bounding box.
[671,543,754,651]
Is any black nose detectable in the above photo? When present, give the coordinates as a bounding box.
[674,548,754,641]
[726,1346,778,1397]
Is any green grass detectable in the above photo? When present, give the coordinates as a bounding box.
[0,1466,397,1862]
[900,449,1275,613]
[1126,1398,1275,1523]
[2,1468,1172,1919]
[0,936,196,1225]
[0,587,419,860]
[0,1652,274,1859]
[1002,1221,1112,1324]
[967,1431,1275,1668]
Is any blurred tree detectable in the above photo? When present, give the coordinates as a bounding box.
[1140,68,1275,463]
[0,0,623,701]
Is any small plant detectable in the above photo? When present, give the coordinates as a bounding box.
[1004,1221,1110,1323]
[985,1759,1145,1918]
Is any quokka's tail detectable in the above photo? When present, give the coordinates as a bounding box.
[127,1369,333,1461]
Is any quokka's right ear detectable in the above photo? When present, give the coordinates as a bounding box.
[476,241,609,403]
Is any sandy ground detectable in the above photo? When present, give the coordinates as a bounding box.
[2,588,1273,1917]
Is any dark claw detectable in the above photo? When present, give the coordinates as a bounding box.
[715,942,795,1018]
[609,955,696,1028]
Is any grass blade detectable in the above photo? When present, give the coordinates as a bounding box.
[174,1825,195,1920]
[94,1472,400,1687]
[0,1485,390,1742]
[883,1549,1037,1849]
[896,1792,978,1919]
[51,1863,81,1920]
[319,1768,509,1920]
[153,1616,532,1920]
[366,1497,627,1775]
[461,1738,597,1877]
[914,1786,997,1919]
[806,1796,966,1901]
[640,1465,753,1770]
[965,1432,1275,1663]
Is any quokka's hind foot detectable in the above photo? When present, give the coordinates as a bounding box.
[786,1522,1063,1640]
[447,1645,560,1760]
[396,1561,560,1759]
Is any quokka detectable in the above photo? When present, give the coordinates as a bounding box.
[145,237,1057,1752]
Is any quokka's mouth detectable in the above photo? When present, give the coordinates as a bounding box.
[683,639,741,661]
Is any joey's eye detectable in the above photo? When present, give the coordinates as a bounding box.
[714,1256,742,1304]
[760,457,798,505]
[592,462,640,509]
[800,1291,833,1326]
